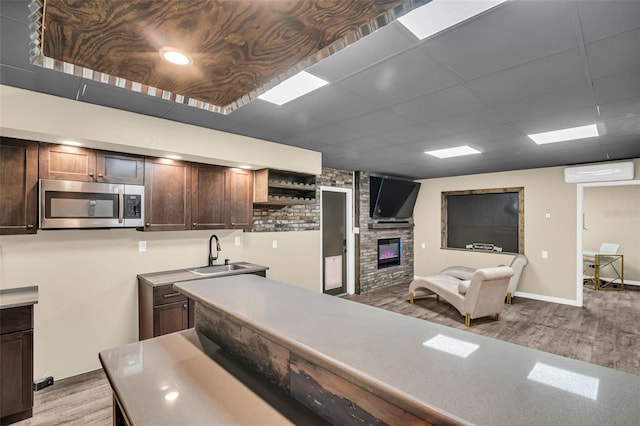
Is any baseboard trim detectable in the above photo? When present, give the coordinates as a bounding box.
[513,291,582,307]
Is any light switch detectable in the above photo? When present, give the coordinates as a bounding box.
[542,250,548,259]
[421,243,426,249]
[138,241,147,252]
[272,240,278,249]
[234,236,241,246]
[545,209,551,220]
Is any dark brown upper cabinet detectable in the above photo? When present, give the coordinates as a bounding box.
[39,143,96,182]
[0,138,38,235]
[191,165,253,230]
[191,164,228,229]
[144,158,191,231]
[228,168,253,230]
[95,151,144,184]
[39,143,144,184]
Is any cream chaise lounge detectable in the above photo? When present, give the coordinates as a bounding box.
[409,266,514,326]
[439,254,528,304]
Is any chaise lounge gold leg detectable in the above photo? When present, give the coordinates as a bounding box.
[436,294,440,302]
[495,313,500,321]
[506,292,512,304]
[465,313,471,327]
[410,292,414,304]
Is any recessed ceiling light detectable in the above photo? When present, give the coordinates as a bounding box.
[60,140,83,146]
[528,124,599,145]
[398,0,507,40]
[159,48,192,66]
[425,145,481,159]
[165,154,182,160]
[258,71,329,105]
[238,165,253,169]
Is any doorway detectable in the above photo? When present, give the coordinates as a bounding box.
[321,186,354,295]
[575,180,640,306]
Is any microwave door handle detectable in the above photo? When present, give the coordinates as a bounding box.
[118,189,124,223]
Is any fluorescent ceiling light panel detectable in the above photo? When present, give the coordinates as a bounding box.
[423,334,479,358]
[398,0,508,40]
[527,363,599,400]
[425,145,481,159]
[258,71,328,105]
[528,124,599,145]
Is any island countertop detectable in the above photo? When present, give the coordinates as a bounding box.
[175,274,640,425]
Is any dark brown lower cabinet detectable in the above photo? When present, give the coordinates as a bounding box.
[0,305,34,425]
[153,301,189,337]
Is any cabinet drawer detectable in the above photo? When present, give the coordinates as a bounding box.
[0,305,33,335]
[153,285,187,306]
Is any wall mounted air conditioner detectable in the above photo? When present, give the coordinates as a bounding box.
[564,161,634,183]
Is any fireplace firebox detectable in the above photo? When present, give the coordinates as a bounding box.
[377,237,401,268]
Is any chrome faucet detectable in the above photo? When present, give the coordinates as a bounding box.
[208,234,221,266]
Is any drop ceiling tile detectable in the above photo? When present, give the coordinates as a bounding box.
[291,84,381,122]
[597,98,640,122]
[225,99,277,122]
[495,84,593,123]
[336,108,419,136]
[308,23,417,82]
[421,0,578,81]
[602,116,640,134]
[80,82,175,118]
[0,15,32,68]
[513,107,598,135]
[0,0,29,23]
[593,69,640,105]
[426,107,510,136]
[288,122,365,145]
[229,124,289,143]
[577,0,640,43]
[586,28,640,80]
[248,107,329,138]
[338,48,458,106]
[466,49,586,106]
[379,124,445,146]
[392,85,486,123]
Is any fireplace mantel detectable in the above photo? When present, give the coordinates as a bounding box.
[368,222,414,230]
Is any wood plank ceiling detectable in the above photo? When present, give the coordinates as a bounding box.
[38,0,412,113]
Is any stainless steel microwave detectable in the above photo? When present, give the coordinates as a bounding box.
[39,179,144,229]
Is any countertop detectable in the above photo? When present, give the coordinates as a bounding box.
[0,286,38,309]
[175,275,640,425]
[137,262,268,287]
[99,329,326,425]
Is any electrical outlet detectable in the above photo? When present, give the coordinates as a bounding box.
[138,241,147,252]
[234,236,241,246]
[272,240,278,249]
[421,243,426,249]
[542,250,548,259]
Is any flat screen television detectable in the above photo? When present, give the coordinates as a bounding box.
[370,176,421,219]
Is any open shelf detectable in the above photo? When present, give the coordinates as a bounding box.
[254,169,317,206]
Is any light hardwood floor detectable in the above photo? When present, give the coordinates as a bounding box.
[15,285,639,425]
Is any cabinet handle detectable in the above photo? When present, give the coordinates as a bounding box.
[27,224,34,228]
[183,303,188,309]
[163,292,181,298]
[193,222,197,226]
[98,173,103,178]
[89,172,94,177]
[146,223,150,227]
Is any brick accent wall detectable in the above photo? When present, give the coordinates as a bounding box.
[358,172,415,294]
[251,167,353,232]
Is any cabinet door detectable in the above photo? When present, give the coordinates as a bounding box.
[153,302,188,337]
[0,138,38,234]
[39,143,96,181]
[191,164,228,229]
[144,158,191,231]
[96,151,144,184]
[228,168,253,230]
[0,330,33,419]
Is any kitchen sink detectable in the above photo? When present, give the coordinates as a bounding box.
[190,263,252,276]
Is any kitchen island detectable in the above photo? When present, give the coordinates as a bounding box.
[173,275,640,425]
